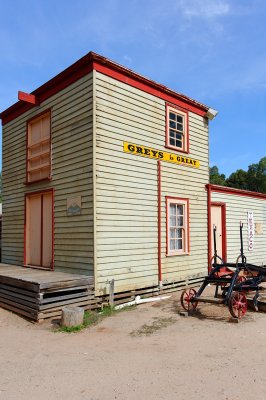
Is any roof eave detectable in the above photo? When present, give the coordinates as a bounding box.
[1,52,212,125]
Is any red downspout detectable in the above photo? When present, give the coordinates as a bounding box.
[206,184,212,273]
[158,160,162,285]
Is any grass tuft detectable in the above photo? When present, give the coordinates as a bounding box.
[130,316,176,336]
[56,305,135,334]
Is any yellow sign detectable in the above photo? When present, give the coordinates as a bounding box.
[123,142,200,168]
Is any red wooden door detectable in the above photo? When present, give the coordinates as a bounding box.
[25,191,53,269]
[210,203,226,261]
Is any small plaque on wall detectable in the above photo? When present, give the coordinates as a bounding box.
[67,196,82,215]
[255,223,263,235]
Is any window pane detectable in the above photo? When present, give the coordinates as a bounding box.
[177,228,183,238]
[170,138,175,146]
[177,216,184,226]
[169,112,176,120]
[170,120,176,129]
[175,133,183,140]
[175,140,182,148]
[176,205,183,215]
[177,239,183,249]
[176,115,183,123]
[170,239,176,250]
[176,123,183,131]
[170,216,176,226]
[169,130,175,137]
[170,204,176,215]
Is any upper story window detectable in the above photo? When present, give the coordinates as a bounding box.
[27,111,51,183]
[166,197,189,256]
[166,104,188,153]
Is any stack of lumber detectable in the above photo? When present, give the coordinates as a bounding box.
[0,264,97,321]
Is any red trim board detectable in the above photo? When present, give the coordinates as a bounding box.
[207,184,266,201]
[1,52,209,125]
[18,91,38,105]
[157,161,162,283]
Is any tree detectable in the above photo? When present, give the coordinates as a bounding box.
[246,157,266,193]
[209,165,226,186]
[226,169,248,190]
[210,157,266,194]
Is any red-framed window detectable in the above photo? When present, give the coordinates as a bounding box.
[166,197,189,256]
[166,104,189,153]
[27,111,51,184]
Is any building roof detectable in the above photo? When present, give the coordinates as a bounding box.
[207,184,266,200]
[0,52,213,125]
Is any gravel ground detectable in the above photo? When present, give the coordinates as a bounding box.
[0,290,265,400]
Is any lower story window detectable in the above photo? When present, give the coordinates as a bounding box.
[166,197,189,255]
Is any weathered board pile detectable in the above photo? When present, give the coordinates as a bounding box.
[0,264,96,321]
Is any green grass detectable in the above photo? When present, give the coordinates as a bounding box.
[130,317,176,336]
[59,324,84,333]
[57,305,135,333]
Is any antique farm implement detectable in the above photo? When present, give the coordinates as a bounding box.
[180,223,266,319]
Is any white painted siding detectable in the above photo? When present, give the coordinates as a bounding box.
[211,191,266,265]
[2,74,94,275]
[95,71,209,294]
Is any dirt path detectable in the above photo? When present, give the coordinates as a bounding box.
[0,292,265,400]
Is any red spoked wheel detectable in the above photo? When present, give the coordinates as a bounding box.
[180,288,198,311]
[229,292,247,319]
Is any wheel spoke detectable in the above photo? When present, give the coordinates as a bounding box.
[180,288,198,311]
[229,292,247,319]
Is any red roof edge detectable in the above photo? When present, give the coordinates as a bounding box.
[1,51,209,125]
[206,184,266,200]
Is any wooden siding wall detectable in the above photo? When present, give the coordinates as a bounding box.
[211,192,266,265]
[95,71,209,294]
[2,74,94,275]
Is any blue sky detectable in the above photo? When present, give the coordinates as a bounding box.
[0,0,265,176]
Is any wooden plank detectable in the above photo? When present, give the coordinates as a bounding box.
[39,277,92,290]
[39,298,100,316]
[41,284,92,296]
[0,292,39,309]
[41,291,94,305]
[0,302,38,320]
[0,284,38,298]
[0,297,38,314]
[39,295,96,311]
[0,289,39,304]
[37,305,100,320]
[0,276,40,292]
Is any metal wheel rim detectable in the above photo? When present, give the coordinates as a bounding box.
[229,292,247,319]
[180,288,198,311]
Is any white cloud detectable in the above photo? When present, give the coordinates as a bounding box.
[177,0,230,19]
